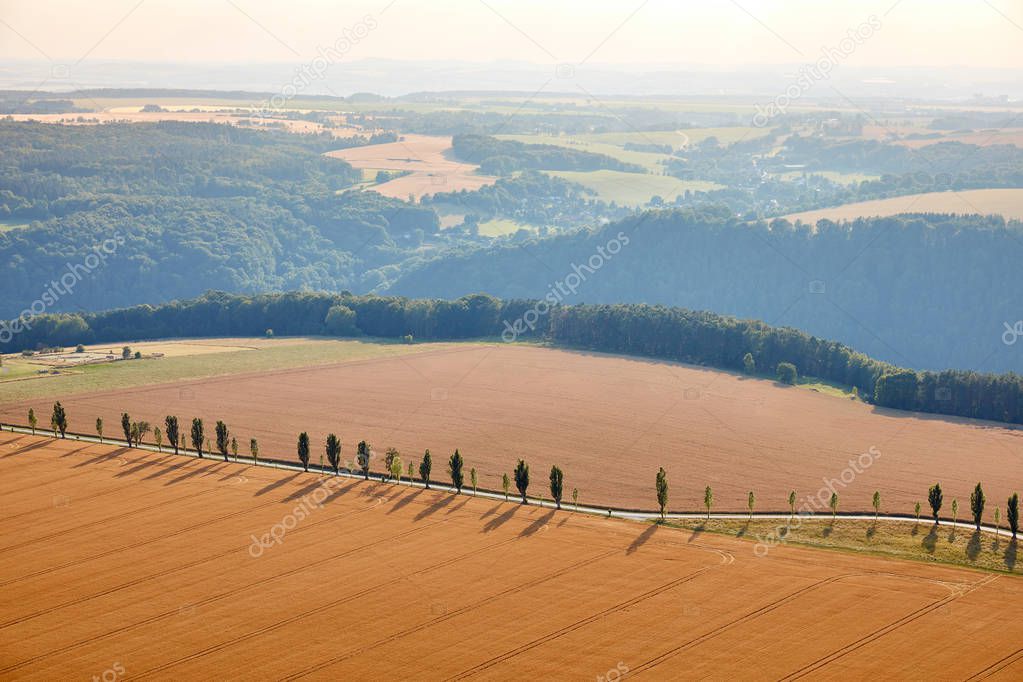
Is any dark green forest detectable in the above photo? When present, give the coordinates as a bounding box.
[385,209,1023,373]
[451,134,645,175]
[8,290,1022,426]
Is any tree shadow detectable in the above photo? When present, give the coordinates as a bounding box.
[483,502,519,532]
[519,509,556,537]
[282,477,329,503]
[1004,539,1017,571]
[948,528,957,544]
[966,530,982,561]
[254,472,300,496]
[922,524,938,554]
[165,460,219,486]
[626,524,658,555]
[823,523,834,538]
[3,439,53,458]
[866,524,876,539]
[911,523,919,537]
[414,492,455,522]
[142,459,190,480]
[73,447,129,467]
[687,524,704,543]
[992,535,1001,554]
[387,488,422,514]
[736,520,750,538]
[446,496,471,515]
[116,456,166,477]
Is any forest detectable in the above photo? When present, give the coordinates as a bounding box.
[451,134,645,175]
[7,290,1022,426]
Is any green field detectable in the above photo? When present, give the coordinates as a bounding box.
[577,126,771,147]
[545,170,722,206]
[663,517,1019,574]
[0,338,471,404]
[477,218,537,237]
[496,134,670,172]
[772,170,882,185]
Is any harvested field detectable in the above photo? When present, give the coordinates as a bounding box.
[785,188,1023,224]
[325,134,498,199]
[1,432,1021,679]
[3,344,1021,515]
[7,113,366,137]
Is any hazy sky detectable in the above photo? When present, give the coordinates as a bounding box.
[0,0,1020,68]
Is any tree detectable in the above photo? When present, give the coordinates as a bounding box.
[250,438,259,464]
[970,482,986,530]
[995,507,1001,532]
[952,498,959,526]
[470,467,479,496]
[154,427,163,452]
[829,492,839,521]
[502,473,511,501]
[419,449,432,488]
[449,449,464,493]
[390,455,403,483]
[231,437,238,459]
[514,459,530,503]
[549,465,564,509]
[407,460,414,484]
[915,501,921,523]
[326,434,341,474]
[743,352,755,375]
[357,441,371,479]
[572,487,579,510]
[1008,493,1019,538]
[872,491,881,522]
[95,417,103,443]
[215,421,230,461]
[121,345,132,360]
[325,304,359,336]
[384,448,400,481]
[134,421,150,447]
[190,418,204,458]
[51,402,67,438]
[297,432,310,471]
[655,467,669,520]
[165,416,179,455]
[121,412,132,446]
[28,408,36,434]
[928,483,943,522]
[704,486,713,520]
[748,491,755,521]
[776,362,798,385]
[788,490,797,523]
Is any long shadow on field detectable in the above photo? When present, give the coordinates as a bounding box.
[4,439,60,458]
[165,460,220,486]
[116,455,170,477]
[415,493,455,522]
[282,477,330,503]
[74,446,130,467]
[446,496,470,515]
[482,503,519,532]
[688,524,704,543]
[967,530,983,561]
[520,509,556,538]
[255,472,301,497]
[626,523,658,555]
[388,488,423,514]
[142,458,190,481]
[1004,539,1017,570]
[922,524,938,554]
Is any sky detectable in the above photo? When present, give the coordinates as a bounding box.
[0,0,1021,70]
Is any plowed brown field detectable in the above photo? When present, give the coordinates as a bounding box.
[1,432,1021,679]
[2,344,1020,515]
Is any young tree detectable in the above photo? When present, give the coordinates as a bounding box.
[129,422,139,447]
[970,482,986,530]
[829,492,839,521]
[1008,493,1019,538]
[121,412,132,446]
[51,402,67,438]
[28,408,37,434]
[470,467,479,496]
[384,448,400,481]
[297,432,310,472]
[655,467,669,521]
[164,416,179,455]
[215,421,230,461]
[549,465,564,509]
[419,449,432,489]
[190,418,204,458]
[502,473,511,501]
[995,507,1001,532]
[872,491,881,522]
[357,441,371,479]
[325,434,341,474]
[776,362,798,385]
[134,421,150,447]
[230,437,238,460]
[514,459,530,504]
[788,490,797,523]
[449,449,464,493]
[572,487,579,510]
[205,438,212,456]
[747,491,755,521]
[250,438,259,464]
[407,460,414,484]
[154,427,163,452]
[95,417,104,443]
[928,483,943,522]
[951,498,959,526]
[742,352,755,375]
[704,486,713,520]
[121,345,132,360]
[915,501,922,523]
[390,455,403,484]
